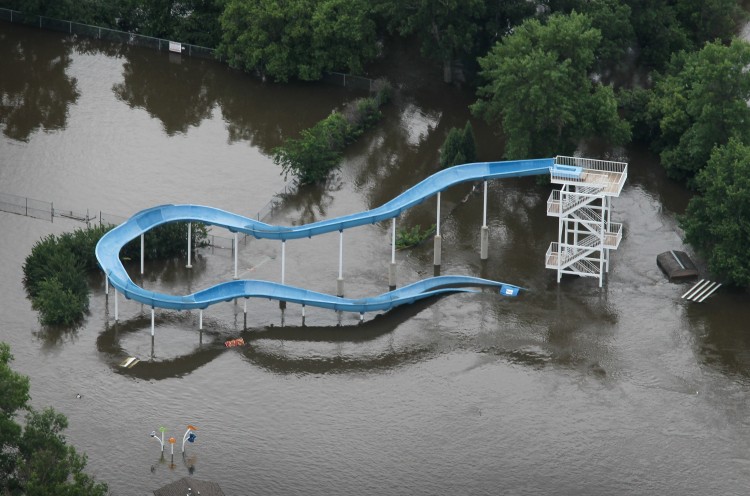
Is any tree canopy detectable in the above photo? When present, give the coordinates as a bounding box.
[439,121,476,168]
[648,39,750,187]
[217,0,377,82]
[0,342,108,495]
[681,139,750,287]
[471,12,630,159]
[373,0,485,83]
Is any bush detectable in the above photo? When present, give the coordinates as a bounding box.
[274,80,392,185]
[121,222,209,260]
[396,224,436,250]
[440,121,477,168]
[23,222,208,326]
[32,278,88,327]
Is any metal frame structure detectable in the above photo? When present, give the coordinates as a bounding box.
[545,156,628,287]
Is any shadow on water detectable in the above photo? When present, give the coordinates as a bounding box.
[0,25,79,142]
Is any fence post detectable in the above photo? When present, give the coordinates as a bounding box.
[50,202,54,223]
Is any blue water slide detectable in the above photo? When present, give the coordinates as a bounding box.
[96,159,553,313]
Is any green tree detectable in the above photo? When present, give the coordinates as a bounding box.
[681,139,750,287]
[0,343,30,490]
[439,127,463,168]
[439,121,477,168]
[624,0,691,70]
[672,0,745,48]
[542,0,635,73]
[0,343,108,495]
[648,39,750,186]
[471,12,630,159]
[218,0,376,82]
[32,278,88,327]
[374,0,485,83]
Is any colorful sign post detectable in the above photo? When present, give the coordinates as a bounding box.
[182,424,198,453]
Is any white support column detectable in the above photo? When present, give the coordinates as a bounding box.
[339,231,344,278]
[483,180,488,227]
[436,192,441,236]
[337,231,344,297]
[480,181,489,260]
[114,289,118,322]
[199,309,203,330]
[391,218,396,264]
[233,233,238,280]
[389,217,397,290]
[140,233,145,275]
[434,192,442,268]
[281,240,286,285]
[243,298,247,316]
[150,308,155,336]
[186,222,192,268]
[105,275,109,295]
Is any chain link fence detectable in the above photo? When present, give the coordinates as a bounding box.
[0,182,297,251]
[0,8,377,90]
[0,8,216,60]
[321,72,376,92]
[0,192,53,222]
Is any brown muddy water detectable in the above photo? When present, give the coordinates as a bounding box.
[1,22,750,495]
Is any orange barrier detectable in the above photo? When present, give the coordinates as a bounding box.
[224,338,245,348]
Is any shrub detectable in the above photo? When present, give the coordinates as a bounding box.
[440,121,477,168]
[274,80,392,185]
[395,224,436,250]
[32,278,88,327]
[121,222,209,260]
[23,222,208,326]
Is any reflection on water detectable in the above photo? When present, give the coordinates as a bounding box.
[113,50,218,136]
[96,296,442,378]
[0,29,79,141]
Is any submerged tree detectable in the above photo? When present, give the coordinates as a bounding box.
[218,0,377,82]
[648,39,750,187]
[471,12,630,159]
[0,343,108,495]
[373,0,486,83]
[681,139,750,287]
[439,121,476,168]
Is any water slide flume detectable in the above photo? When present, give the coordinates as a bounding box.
[96,159,553,314]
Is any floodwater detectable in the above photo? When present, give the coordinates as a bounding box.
[1,22,750,496]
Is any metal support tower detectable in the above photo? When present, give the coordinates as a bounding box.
[545,156,628,287]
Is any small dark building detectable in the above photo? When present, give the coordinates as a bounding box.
[657,250,699,281]
[153,477,225,496]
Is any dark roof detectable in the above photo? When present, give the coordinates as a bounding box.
[657,250,699,281]
[153,477,225,496]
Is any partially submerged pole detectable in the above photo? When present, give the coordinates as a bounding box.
[389,218,397,291]
[434,192,442,273]
[337,230,345,297]
[480,181,489,260]
[186,222,192,268]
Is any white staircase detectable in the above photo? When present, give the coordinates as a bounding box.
[545,156,627,287]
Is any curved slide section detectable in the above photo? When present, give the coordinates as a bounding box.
[96,159,552,313]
